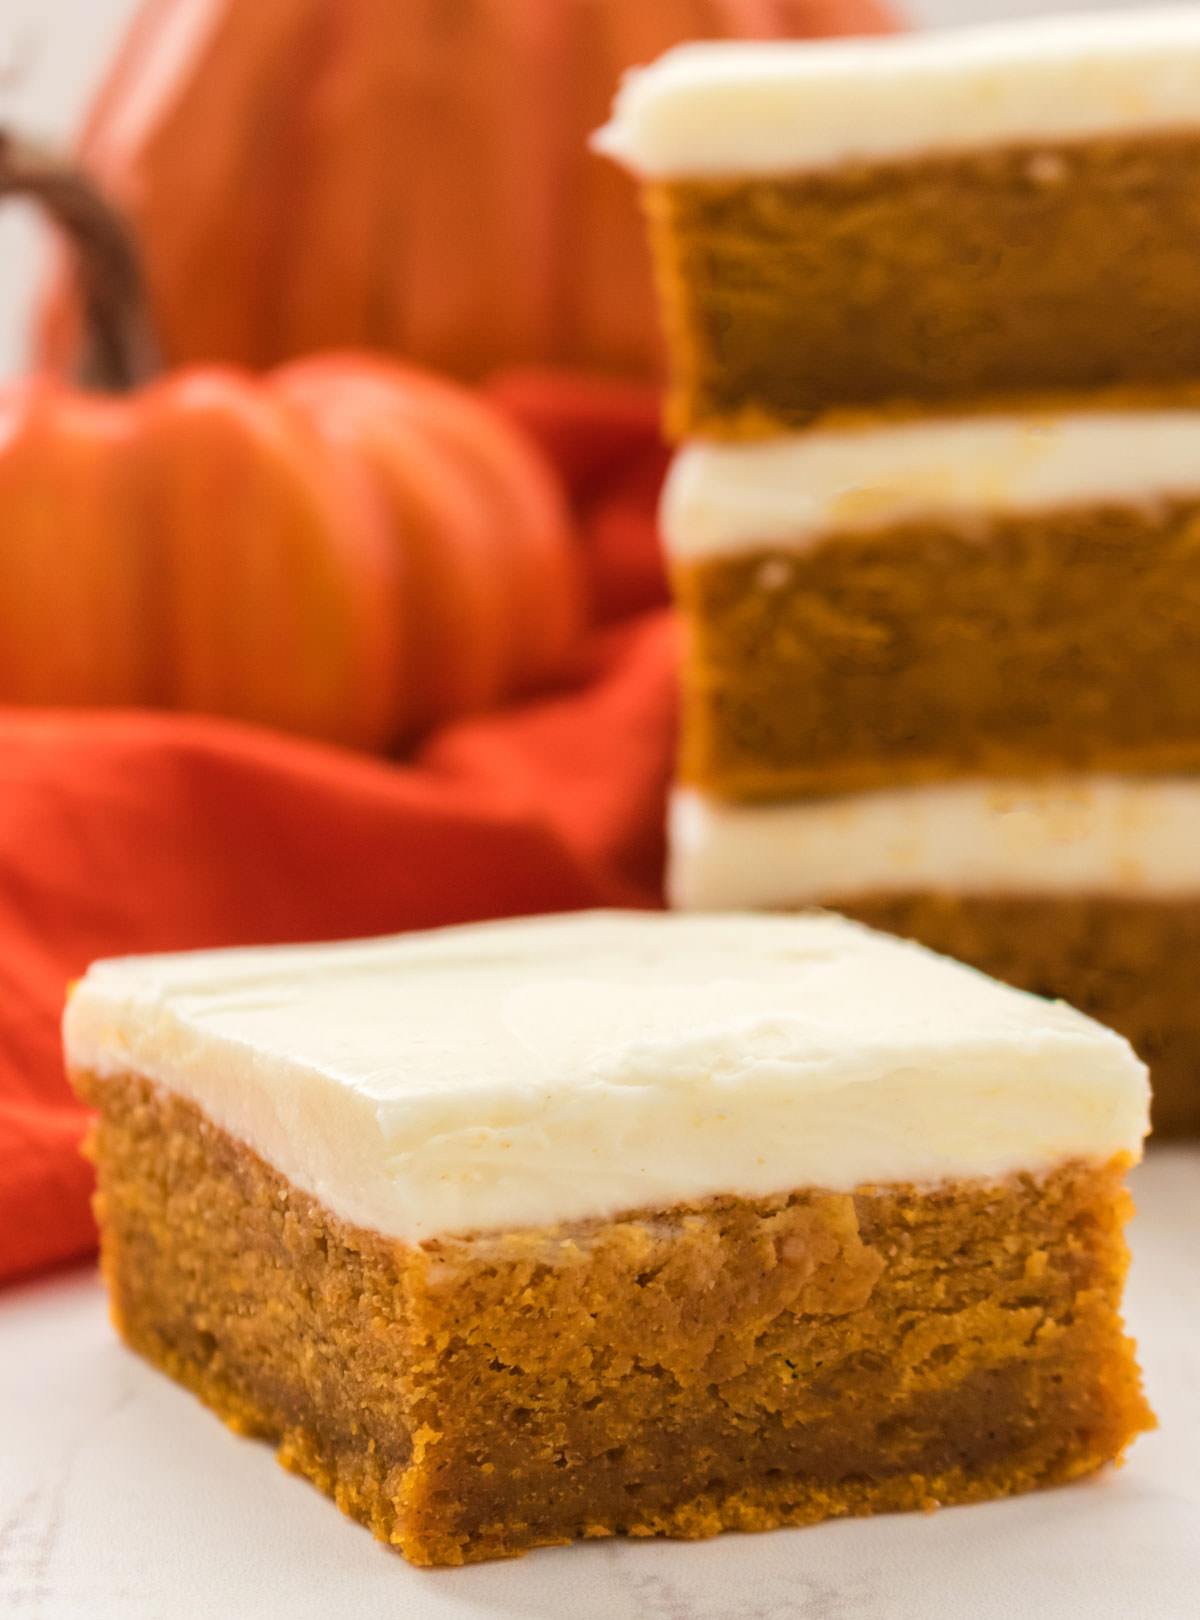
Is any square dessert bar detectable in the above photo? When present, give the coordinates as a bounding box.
[662,410,1200,1137]
[597,10,1200,437]
[65,912,1153,1565]
[663,412,1200,806]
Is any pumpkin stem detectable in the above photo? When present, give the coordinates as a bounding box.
[0,130,161,391]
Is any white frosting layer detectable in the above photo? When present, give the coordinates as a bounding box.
[63,912,1147,1241]
[670,779,1200,910]
[596,8,1200,178]
[662,410,1200,562]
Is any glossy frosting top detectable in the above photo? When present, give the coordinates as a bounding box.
[596,9,1200,177]
[670,779,1200,909]
[64,911,1148,1241]
[662,409,1200,561]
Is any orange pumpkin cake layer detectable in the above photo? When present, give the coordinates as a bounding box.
[645,136,1200,438]
[674,501,1200,800]
[597,13,1200,437]
[64,913,1152,1566]
[664,411,1200,802]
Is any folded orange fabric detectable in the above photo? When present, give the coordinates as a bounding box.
[0,373,674,1286]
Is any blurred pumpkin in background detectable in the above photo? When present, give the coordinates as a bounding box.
[1,134,579,750]
[39,0,895,383]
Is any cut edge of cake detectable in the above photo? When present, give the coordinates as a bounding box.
[66,912,1155,1564]
[665,405,1200,802]
[598,11,1200,437]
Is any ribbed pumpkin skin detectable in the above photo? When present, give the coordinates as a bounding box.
[274,357,581,736]
[0,369,403,748]
[0,359,580,749]
[40,0,894,381]
[0,385,150,709]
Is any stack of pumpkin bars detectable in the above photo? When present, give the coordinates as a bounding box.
[599,9,1200,1135]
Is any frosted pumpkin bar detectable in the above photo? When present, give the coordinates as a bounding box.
[663,406,1200,1136]
[65,911,1153,1566]
[596,8,1200,436]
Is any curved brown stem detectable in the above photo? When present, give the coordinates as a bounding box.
[0,129,161,391]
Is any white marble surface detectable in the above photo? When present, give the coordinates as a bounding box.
[2,1147,1197,1619]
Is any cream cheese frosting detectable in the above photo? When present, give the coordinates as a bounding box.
[661,410,1200,562]
[595,8,1200,179]
[670,779,1200,910]
[63,912,1147,1241]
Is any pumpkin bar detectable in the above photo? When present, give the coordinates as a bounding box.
[664,408,1200,804]
[65,911,1153,1566]
[595,10,1200,437]
[663,407,1200,1135]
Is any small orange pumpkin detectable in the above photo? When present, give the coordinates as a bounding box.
[1,134,580,750]
[40,0,895,382]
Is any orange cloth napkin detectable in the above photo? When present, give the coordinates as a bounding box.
[0,373,675,1286]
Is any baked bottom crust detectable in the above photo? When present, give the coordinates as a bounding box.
[673,501,1200,803]
[648,132,1200,438]
[77,1072,1153,1566]
[837,891,1200,1137]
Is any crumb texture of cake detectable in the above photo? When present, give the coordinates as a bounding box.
[65,912,1153,1564]
[664,414,1200,801]
[597,12,1200,435]
[646,139,1200,436]
[81,1073,1151,1568]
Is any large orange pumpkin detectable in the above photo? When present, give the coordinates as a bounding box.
[2,135,580,749]
[41,0,895,382]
